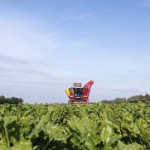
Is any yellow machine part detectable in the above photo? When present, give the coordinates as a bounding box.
[65,88,71,96]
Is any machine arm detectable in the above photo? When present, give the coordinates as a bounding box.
[83,80,94,97]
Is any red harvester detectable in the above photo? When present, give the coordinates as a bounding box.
[65,80,94,104]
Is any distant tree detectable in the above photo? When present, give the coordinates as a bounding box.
[114,98,126,102]
[101,100,109,103]
[127,94,150,102]
[0,95,24,104]
[145,93,150,101]
[0,95,5,99]
[18,98,24,104]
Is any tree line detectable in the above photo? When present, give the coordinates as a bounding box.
[0,96,24,104]
[101,93,150,103]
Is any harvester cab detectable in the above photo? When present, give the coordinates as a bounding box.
[65,80,94,104]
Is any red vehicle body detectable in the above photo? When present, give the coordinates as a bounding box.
[65,80,94,104]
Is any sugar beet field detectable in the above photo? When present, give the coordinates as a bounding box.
[0,102,150,150]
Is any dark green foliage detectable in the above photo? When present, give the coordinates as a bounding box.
[0,96,24,104]
[101,93,150,103]
[128,93,150,102]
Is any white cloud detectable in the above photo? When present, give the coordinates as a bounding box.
[0,54,72,103]
[0,14,79,103]
[0,17,60,61]
[71,40,89,47]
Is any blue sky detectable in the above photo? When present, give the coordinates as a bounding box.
[0,0,150,103]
